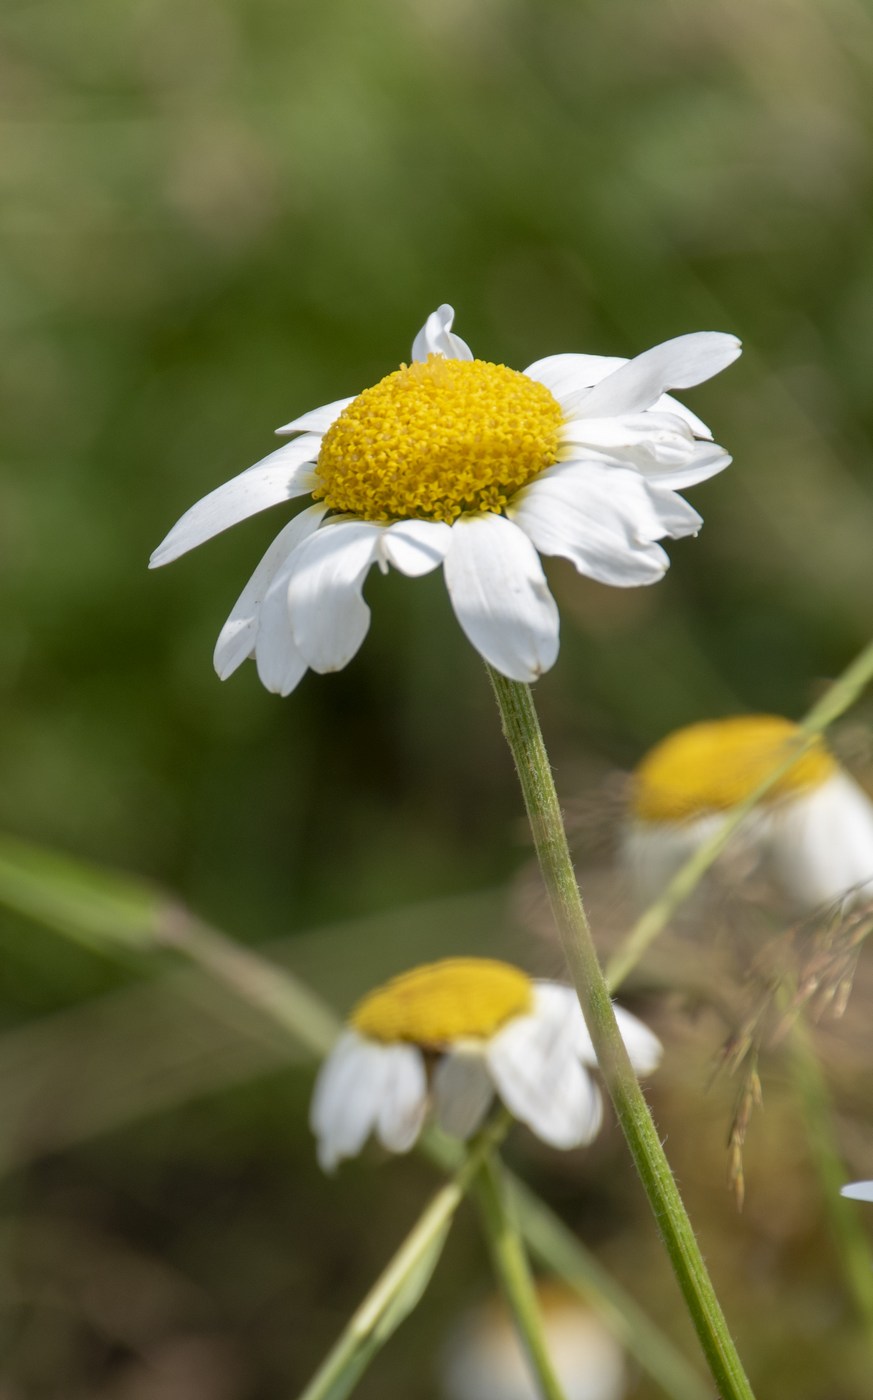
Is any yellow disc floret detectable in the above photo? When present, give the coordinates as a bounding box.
[350,957,534,1047]
[314,355,563,524]
[632,715,838,823]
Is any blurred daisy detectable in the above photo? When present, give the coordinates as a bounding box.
[622,715,873,913]
[440,1284,626,1400]
[150,305,739,692]
[841,1182,873,1202]
[310,957,661,1171]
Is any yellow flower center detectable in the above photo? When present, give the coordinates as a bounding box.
[350,957,534,1047]
[314,355,563,524]
[631,715,838,823]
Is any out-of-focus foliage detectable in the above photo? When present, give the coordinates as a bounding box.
[1,0,873,1394]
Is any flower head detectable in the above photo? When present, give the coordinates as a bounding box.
[622,715,873,913]
[150,305,740,692]
[309,956,661,1171]
[441,1284,627,1400]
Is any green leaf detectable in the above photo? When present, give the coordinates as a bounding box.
[0,833,164,953]
[298,1192,454,1400]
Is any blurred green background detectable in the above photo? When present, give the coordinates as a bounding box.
[2,0,873,1394]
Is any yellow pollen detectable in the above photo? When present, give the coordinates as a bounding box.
[631,715,838,823]
[350,957,534,1047]
[314,355,563,524]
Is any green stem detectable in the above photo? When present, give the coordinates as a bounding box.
[511,1177,709,1400]
[606,635,873,991]
[298,1122,503,1400]
[473,1147,568,1400]
[487,667,756,1400]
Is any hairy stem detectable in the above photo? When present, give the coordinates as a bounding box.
[488,667,756,1400]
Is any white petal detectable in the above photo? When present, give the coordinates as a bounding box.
[275,396,355,436]
[443,514,560,681]
[378,519,452,577]
[309,1032,391,1172]
[565,332,741,418]
[765,772,873,912]
[523,353,626,401]
[488,1012,603,1149]
[561,412,696,467]
[567,1003,663,1076]
[412,304,474,362]
[375,1045,429,1154]
[621,812,758,909]
[508,463,700,588]
[655,392,712,440]
[611,1007,663,1075]
[213,504,327,681]
[530,981,660,1074]
[529,982,581,1041]
[842,1182,873,1203]
[285,520,382,672]
[255,550,312,697]
[432,1052,495,1139]
[635,441,731,490]
[255,626,308,696]
[149,436,321,567]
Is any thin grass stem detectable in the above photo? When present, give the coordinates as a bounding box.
[473,1147,568,1400]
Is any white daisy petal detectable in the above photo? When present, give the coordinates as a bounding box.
[842,1182,873,1203]
[765,771,873,911]
[528,982,581,1041]
[255,551,312,697]
[523,353,626,402]
[612,1007,663,1075]
[643,483,704,539]
[375,1045,429,1154]
[526,359,722,441]
[412,304,474,362]
[562,412,696,466]
[432,1051,495,1139]
[638,442,731,490]
[379,519,452,577]
[655,392,712,440]
[255,624,308,697]
[509,462,700,588]
[621,812,731,908]
[275,396,355,436]
[444,514,560,681]
[149,436,321,568]
[309,1032,391,1172]
[213,504,327,681]
[488,1015,603,1148]
[531,981,662,1087]
[286,520,382,672]
[566,332,741,418]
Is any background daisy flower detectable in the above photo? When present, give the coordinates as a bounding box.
[622,715,873,913]
[150,305,740,693]
[309,957,662,1172]
[439,1283,627,1400]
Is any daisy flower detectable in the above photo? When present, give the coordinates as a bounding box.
[309,957,662,1172]
[150,305,740,692]
[440,1284,627,1400]
[622,715,873,913]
